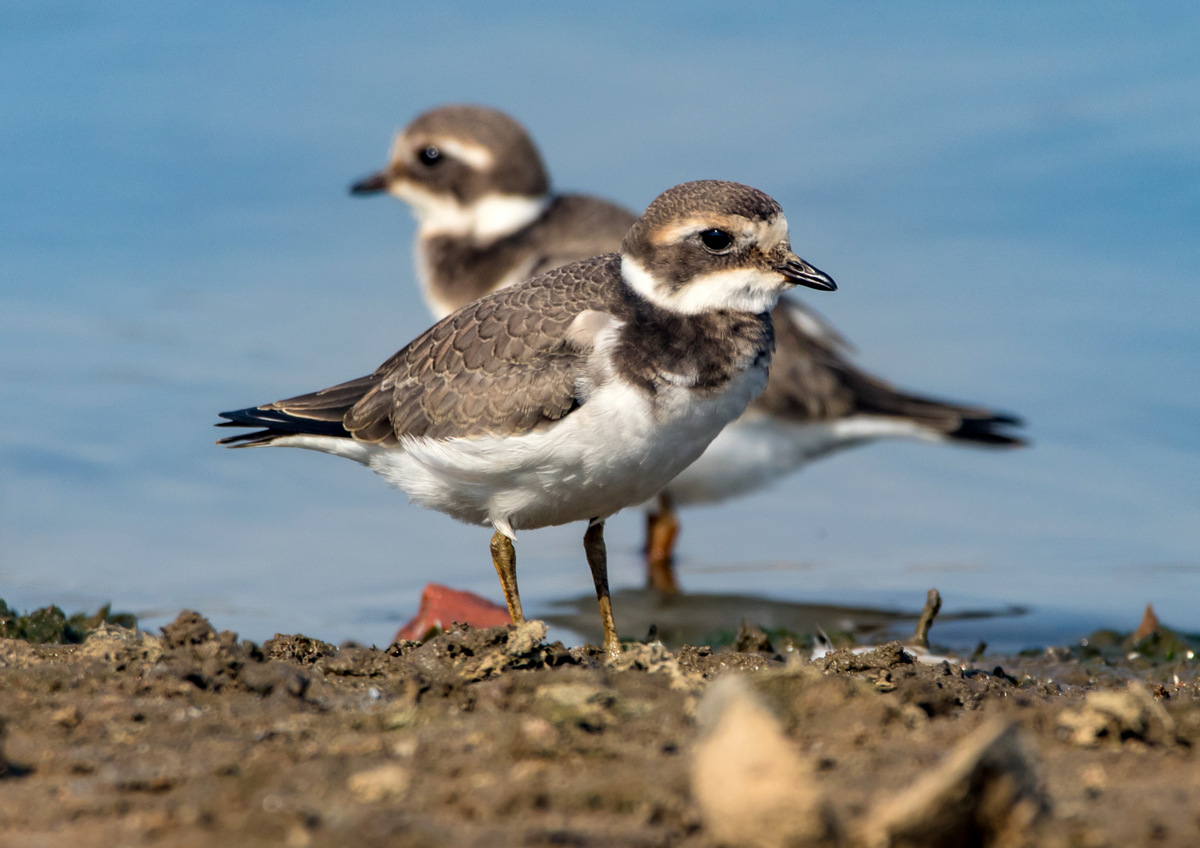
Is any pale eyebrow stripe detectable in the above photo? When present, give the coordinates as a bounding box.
[651,215,754,245]
[388,133,497,171]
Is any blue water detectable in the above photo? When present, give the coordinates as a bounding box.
[3,3,1198,648]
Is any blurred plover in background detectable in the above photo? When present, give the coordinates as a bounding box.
[350,104,635,320]
[218,180,836,652]
[350,104,1026,596]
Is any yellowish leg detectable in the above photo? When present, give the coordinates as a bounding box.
[584,520,620,655]
[489,530,524,624]
[645,492,681,597]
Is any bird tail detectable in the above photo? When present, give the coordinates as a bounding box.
[215,374,376,447]
[865,388,1026,448]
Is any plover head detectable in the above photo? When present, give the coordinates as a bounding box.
[350,104,551,241]
[620,180,836,315]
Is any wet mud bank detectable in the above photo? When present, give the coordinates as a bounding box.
[1,611,1198,847]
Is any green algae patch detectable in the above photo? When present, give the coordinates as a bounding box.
[0,599,137,644]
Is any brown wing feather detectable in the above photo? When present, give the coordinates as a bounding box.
[253,255,622,446]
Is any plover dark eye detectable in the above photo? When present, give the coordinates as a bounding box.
[417,146,442,166]
[699,229,734,253]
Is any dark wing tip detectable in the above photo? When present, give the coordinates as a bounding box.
[949,413,1028,448]
[215,407,281,448]
[214,404,353,448]
[215,430,275,447]
[985,411,1024,427]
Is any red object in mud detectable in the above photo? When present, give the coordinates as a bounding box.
[393,583,513,642]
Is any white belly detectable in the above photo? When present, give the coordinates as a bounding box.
[366,365,768,534]
[664,410,943,506]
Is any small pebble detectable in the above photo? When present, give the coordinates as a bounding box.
[347,764,410,802]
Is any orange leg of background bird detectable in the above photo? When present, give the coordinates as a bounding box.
[645,492,681,596]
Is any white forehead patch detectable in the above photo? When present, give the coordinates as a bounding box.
[387,130,406,163]
[761,214,789,250]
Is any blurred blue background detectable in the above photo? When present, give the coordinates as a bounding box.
[2,2,1197,647]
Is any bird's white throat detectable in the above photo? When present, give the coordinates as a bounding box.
[398,184,550,242]
[621,256,788,316]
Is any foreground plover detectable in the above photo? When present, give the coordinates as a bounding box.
[218,180,836,653]
[351,104,1026,595]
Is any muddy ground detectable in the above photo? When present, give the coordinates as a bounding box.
[1,605,1198,847]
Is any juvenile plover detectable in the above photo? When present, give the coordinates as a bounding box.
[218,180,836,653]
[351,105,1026,595]
[350,104,636,320]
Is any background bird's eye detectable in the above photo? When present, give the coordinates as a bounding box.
[417,146,442,166]
[699,229,734,253]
